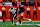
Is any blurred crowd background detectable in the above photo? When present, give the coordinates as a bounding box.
[0,0,40,20]
[0,0,40,6]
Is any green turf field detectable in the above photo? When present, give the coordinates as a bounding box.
[0,22,40,27]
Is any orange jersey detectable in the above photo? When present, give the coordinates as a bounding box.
[18,1,21,5]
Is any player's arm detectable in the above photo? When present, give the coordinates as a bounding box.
[17,8,19,15]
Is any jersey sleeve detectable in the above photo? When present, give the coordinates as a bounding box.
[9,8,11,12]
[14,8,17,10]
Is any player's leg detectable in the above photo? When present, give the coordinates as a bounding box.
[28,18,32,23]
[19,12,24,24]
[33,11,36,19]
[26,11,29,18]
[33,14,34,19]
[35,12,37,19]
[18,12,24,24]
[15,12,19,25]
[10,12,12,19]
[29,12,32,22]
[26,11,32,22]
[16,17,19,25]
[12,18,13,24]
[27,11,29,16]
[12,14,14,24]
[27,11,30,17]
[17,12,23,25]
[5,13,7,19]
[3,19,5,24]
[36,13,37,19]
[2,13,5,24]
[29,11,30,17]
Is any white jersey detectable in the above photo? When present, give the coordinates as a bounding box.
[2,7,6,11]
[9,7,17,14]
[17,2,19,6]
[33,7,36,11]
[0,11,2,16]
[33,8,36,11]
[27,7,30,11]
[38,7,40,10]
